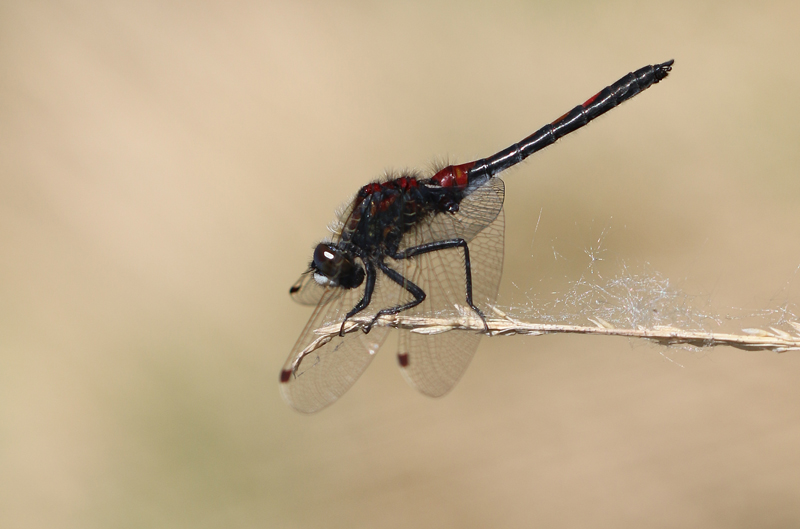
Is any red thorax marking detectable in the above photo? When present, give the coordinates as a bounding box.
[345,176,424,234]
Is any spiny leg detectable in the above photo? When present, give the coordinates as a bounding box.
[363,261,427,332]
[340,260,377,336]
[391,238,489,332]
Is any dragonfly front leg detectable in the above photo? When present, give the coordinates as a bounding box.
[341,260,377,335]
[363,261,427,333]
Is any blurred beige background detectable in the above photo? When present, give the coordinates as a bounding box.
[2,1,800,528]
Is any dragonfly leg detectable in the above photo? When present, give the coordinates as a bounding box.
[362,261,427,333]
[341,260,376,335]
[391,238,489,333]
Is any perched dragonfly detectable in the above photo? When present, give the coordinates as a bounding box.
[281,60,674,413]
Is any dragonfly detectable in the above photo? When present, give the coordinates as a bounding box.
[280,60,674,413]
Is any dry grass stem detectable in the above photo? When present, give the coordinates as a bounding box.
[301,306,800,359]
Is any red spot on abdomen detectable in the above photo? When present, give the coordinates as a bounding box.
[552,111,569,125]
[582,91,601,107]
[431,162,475,188]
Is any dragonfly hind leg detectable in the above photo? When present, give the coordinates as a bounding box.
[390,238,489,333]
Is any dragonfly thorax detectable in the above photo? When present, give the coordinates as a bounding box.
[343,173,470,257]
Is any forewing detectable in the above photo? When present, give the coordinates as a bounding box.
[280,269,402,413]
[396,178,505,396]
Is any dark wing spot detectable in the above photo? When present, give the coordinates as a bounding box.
[397,353,410,367]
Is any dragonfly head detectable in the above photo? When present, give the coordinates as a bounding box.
[311,243,364,289]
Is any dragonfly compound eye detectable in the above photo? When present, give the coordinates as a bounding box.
[312,243,364,289]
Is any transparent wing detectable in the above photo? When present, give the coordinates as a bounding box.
[399,175,505,252]
[280,268,403,413]
[396,178,505,397]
